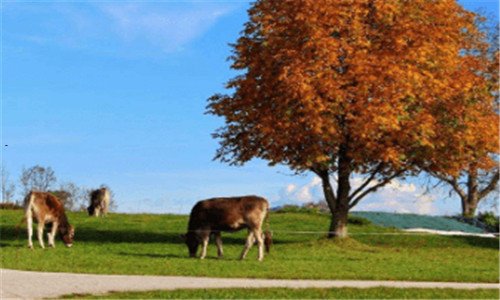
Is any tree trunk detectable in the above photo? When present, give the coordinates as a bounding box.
[332,147,351,238]
[462,201,478,219]
[318,144,351,239]
[319,172,350,238]
[330,201,349,238]
[463,169,479,219]
[319,171,336,216]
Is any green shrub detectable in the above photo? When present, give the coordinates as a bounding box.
[478,211,499,233]
[274,205,321,214]
[0,202,23,210]
[347,215,372,226]
[273,205,372,225]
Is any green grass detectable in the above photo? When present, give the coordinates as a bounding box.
[1,210,498,282]
[62,287,500,299]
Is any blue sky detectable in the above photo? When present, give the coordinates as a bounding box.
[2,0,498,215]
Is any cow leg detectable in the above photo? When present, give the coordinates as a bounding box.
[240,230,255,260]
[26,210,33,249]
[214,232,223,258]
[254,229,264,261]
[37,222,45,249]
[48,222,58,247]
[200,234,209,259]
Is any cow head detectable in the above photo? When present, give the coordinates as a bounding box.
[59,225,75,247]
[87,205,96,216]
[180,232,199,257]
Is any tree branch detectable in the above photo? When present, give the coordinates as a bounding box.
[348,169,406,209]
[349,163,384,200]
[431,171,466,201]
[478,169,499,200]
[311,167,337,211]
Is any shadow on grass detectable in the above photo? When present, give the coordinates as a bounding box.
[450,235,499,249]
[355,233,499,250]
[5,223,496,249]
[1,225,177,244]
[0,227,25,243]
[117,252,170,259]
[1,225,296,246]
[117,252,240,261]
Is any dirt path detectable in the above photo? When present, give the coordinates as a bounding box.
[1,269,498,299]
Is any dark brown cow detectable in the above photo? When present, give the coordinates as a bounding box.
[24,191,74,248]
[87,187,110,217]
[181,195,272,261]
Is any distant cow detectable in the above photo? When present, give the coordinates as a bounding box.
[24,191,75,248]
[87,187,110,217]
[181,196,272,261]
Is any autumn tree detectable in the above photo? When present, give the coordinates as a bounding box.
[208,0,492,237]
[426,21,499,218]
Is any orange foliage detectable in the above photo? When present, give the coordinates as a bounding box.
[208,0,497,194]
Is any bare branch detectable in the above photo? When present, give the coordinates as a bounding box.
[430,171,466,200]
[348,169,406,209]
[311,167,337,205]
[20,165,57,195]
[349,163,384,200]
[478,169,500,200]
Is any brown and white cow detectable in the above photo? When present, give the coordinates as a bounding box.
[181,195,272,261]
[87,187,110,217]
[24,191,75,249]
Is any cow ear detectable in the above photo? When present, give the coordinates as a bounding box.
[179,234,186,241]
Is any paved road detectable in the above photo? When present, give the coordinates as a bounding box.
[1,269,498,299]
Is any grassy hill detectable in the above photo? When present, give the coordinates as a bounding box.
[0,209,498,283]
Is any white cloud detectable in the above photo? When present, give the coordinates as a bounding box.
[278,175,438,215]
[285,184,296,193]
[7,3,236,55]
[357,194,436,215]
[98,4,234,53]
[354,179,437,215]
[386,180,417,193]
[278,176,323,204]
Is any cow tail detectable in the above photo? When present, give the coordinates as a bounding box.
[263,208,272,253]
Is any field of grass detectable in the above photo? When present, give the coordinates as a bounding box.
[61,287,500,299]
[0,209,498,283]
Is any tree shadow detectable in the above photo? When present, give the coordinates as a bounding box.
[355,232,499,250]
[76,229,179,244]
[117,252,239,260]
[0,226,24,241]
[117,252,171,259]
[1,225,294,245]
[0,225,176,244]
[449,235,499,249]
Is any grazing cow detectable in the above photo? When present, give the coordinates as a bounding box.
[24,191,74,249]
[181,195,272,261]
[87,187,110,217]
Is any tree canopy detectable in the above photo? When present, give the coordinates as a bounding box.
[208,0,496,237]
